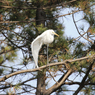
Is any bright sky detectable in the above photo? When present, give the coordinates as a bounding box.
[59,8,89,41]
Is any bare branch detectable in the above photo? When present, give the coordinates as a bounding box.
[73,27,90,41]
[64,82,95,85]
[45,69,72,94]
[73,60,94,95]
[47,69,58,84]
[72,13,93,44]
[0,55,95,82]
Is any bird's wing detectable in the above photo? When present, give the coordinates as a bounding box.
[31,35,43,68]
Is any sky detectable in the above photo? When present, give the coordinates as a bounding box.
[59,8,89,40]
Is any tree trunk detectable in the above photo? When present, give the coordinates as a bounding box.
[36,71,46,95]
[36,4,46,95]
[36,5,45,26]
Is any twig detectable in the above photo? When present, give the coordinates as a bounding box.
[72,13,93,44]
[47,69,58,84]
[73,27,90,41]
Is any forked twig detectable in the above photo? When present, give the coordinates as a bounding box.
[47,68,58,84]
[72,13,93,44]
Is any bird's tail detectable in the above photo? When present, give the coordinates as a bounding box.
[31,42,39,68]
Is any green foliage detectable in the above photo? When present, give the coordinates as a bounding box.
[0,56,4,64]
[84,10,95,27]
[73,42,88,58]
[36,24,47,34]
[15,83,22,90]
[0,45,17,61]
[0,68,4,75]
[82,85,95,95]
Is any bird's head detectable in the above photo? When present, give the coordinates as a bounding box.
[49,29,59,37]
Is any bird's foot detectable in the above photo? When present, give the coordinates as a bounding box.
[36,65,39,68]
[36,66,42,71]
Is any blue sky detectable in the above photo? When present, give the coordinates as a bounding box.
[58,8,89,41]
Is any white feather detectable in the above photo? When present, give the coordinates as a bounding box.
[31,29,59,68]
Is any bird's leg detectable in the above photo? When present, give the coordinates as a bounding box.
[35,61,39,68]
[47,45,49,65]
[47,44,50,69]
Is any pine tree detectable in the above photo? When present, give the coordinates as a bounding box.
[0,0,95,95]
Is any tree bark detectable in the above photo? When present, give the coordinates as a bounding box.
[36,3,46,95]
[36,71,46,95]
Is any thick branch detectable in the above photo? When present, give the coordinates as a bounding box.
[45,69,72,95]
[0,55,94,82]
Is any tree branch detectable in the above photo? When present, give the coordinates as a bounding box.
[73,60,94,95]
[64,82,95,85]
[0,77,36,90]
[73,27,90,41]
[0,55,94,82]
[45,69,72,94]
[47,69,58,84]
[0,10,81,24]
[0,0,77,9]
[72,13,93,44]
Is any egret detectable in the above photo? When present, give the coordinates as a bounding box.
[31,29,59,68]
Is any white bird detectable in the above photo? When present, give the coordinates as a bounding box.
[31,29,59,68]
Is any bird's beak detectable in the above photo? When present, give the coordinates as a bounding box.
[53,32,59,37]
